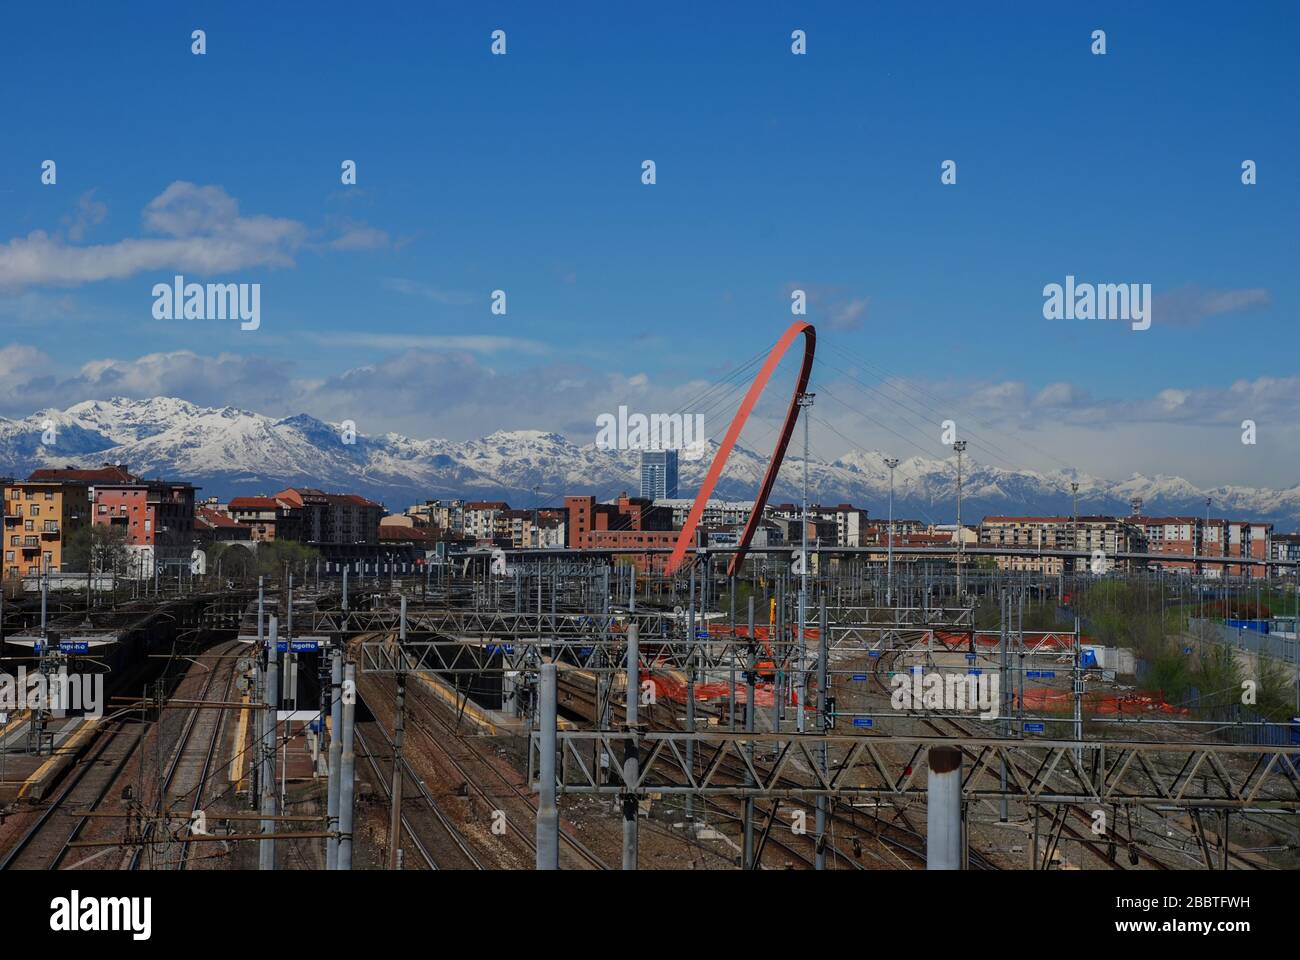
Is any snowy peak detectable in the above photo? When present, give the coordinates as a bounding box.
[0,397,1296,526]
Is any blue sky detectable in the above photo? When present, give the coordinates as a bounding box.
[1,1,1297,488]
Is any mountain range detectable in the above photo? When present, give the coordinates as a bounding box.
[1,397,1297,529]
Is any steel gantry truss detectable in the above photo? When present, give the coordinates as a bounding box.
[527,731,1300,810]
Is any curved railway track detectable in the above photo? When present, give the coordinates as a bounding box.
[0,719,144,870]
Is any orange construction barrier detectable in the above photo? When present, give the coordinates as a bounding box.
[1015,688,1188,716]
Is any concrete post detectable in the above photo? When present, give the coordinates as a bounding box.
[815,593,828,869]
[926,746,962,870]
[338,662,357,869]
[744,595,755,869]
[326,647,342,869]
[536,662,559,869]
[388,672,405,870]
[622,621,639,870]
[686,567,696,820]
[259,616,280,870]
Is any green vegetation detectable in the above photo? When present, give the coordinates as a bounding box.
[63,523,130,574]
[253,539,320,580]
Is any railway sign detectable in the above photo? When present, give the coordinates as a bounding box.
[1025,722,1045,733]
[59,641,89,654]
[852,717,873,728]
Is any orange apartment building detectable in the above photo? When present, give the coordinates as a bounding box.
[28,465,198,577]
[2,479,90,580]
[565,494,678,572]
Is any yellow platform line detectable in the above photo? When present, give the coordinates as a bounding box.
[0,710,30,741]
[409,670,500,735]
[18,717,100,799]
[230,693,250,790]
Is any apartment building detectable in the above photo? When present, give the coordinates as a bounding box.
[655,499,753,530]
[2,479,89,580]
[565,494,677,571]
[404,499,464,534]
[463,501,511,542]
[272,488,384,545]
[1128,516,1199,574]
[227,496,302,543]
[26,465,198,576]
[1272,533,1300,578]
[769,503,869,547]
[979,515,1145,574]
[1203,520,1272,579]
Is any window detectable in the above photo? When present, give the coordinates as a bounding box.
[98,504,107,514]
[3,551,10,562]
[45,491,53,501]
[24,520,32,531]
[31,505,39,516]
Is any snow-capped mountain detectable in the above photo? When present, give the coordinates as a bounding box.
[1,397,1298,527]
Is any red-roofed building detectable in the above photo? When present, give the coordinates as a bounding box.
[28,463,197,576]
[272,488,384,545]
[195,506,252,543]
[227,496,302,543]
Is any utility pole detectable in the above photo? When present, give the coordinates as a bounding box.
[796,391,814,733]
[743,595,756,869]
[1070,481,1080,576]
[388,596,407,870]
[815,593,828,870]
[622,621,640,870]
[326,647,342,869]
[885,457,899,609]
[536,662,559,869]
[338,662,357,869]
[954,440,967,603]
[259,615,280,870]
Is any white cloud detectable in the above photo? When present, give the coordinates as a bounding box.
[307,333,549,355]
[0,182,312,290]
[380,277,475,305]
[1152,284,1271,327]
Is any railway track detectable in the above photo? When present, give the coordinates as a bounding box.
[0,719,145,870]
[555,666,990,869]
[127,639,244,870]
[865,642,1263,870]
[357,652,608,869]
[353,717,487,870]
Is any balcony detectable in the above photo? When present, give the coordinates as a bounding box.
[21,537,40,551]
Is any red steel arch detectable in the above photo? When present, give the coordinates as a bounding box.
[666,320,816,577]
